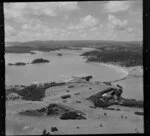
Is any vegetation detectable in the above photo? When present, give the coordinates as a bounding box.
[19,103,68,116]
[81,44,142,67]
[6,84,52,101]
[5,40,142,53]
[8,62,26,66]
[6,82,66,101]
[19,103,86,119]
[31,58,50,64]
[46,103,69,116]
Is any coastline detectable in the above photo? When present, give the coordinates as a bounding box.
[100,63,129,79]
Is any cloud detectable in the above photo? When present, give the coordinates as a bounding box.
[21,19,45,30]
[4,2,79,20]
[107,14,127,30]
[6,25,72,42]
[68,15,99,29]
[5,24,17,37]
[104,1,130,13]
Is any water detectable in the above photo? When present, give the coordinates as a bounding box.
[5,48,125,85]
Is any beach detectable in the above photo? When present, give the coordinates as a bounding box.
[5,47,143,135]
[6,64,143,135]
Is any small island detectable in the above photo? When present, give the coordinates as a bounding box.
[31,58,50,64]
[8,62,26,66]
[57,53,63,56]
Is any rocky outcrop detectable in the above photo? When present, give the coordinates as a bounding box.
[87,85,143,108]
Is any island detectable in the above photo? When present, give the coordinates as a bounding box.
[8,62,26,66]
[31,58,50,64]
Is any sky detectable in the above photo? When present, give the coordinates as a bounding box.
[4,1,143,42]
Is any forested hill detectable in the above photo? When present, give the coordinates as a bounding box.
[5,40,142,53]
[80,44,142,67]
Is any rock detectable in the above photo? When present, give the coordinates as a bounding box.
[74,93,80,95]
[57,53,63,56]
[103,107,115,111]
[89,106,96,109]
[134,111,143,116]
[77,126,80,129]
[51,127,58,132]
[60,111,86,120]
[100,124,102,127]
[61,95,71,99]
[104,113,107,116]
[76,101,81,103]
[81,76,92,82]
[30,51,36,54]
[87,86,143,108]
[68,85,74,88]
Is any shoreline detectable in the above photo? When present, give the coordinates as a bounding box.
[100,63,129,78]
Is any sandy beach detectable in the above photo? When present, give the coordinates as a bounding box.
[6,64,143,135]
